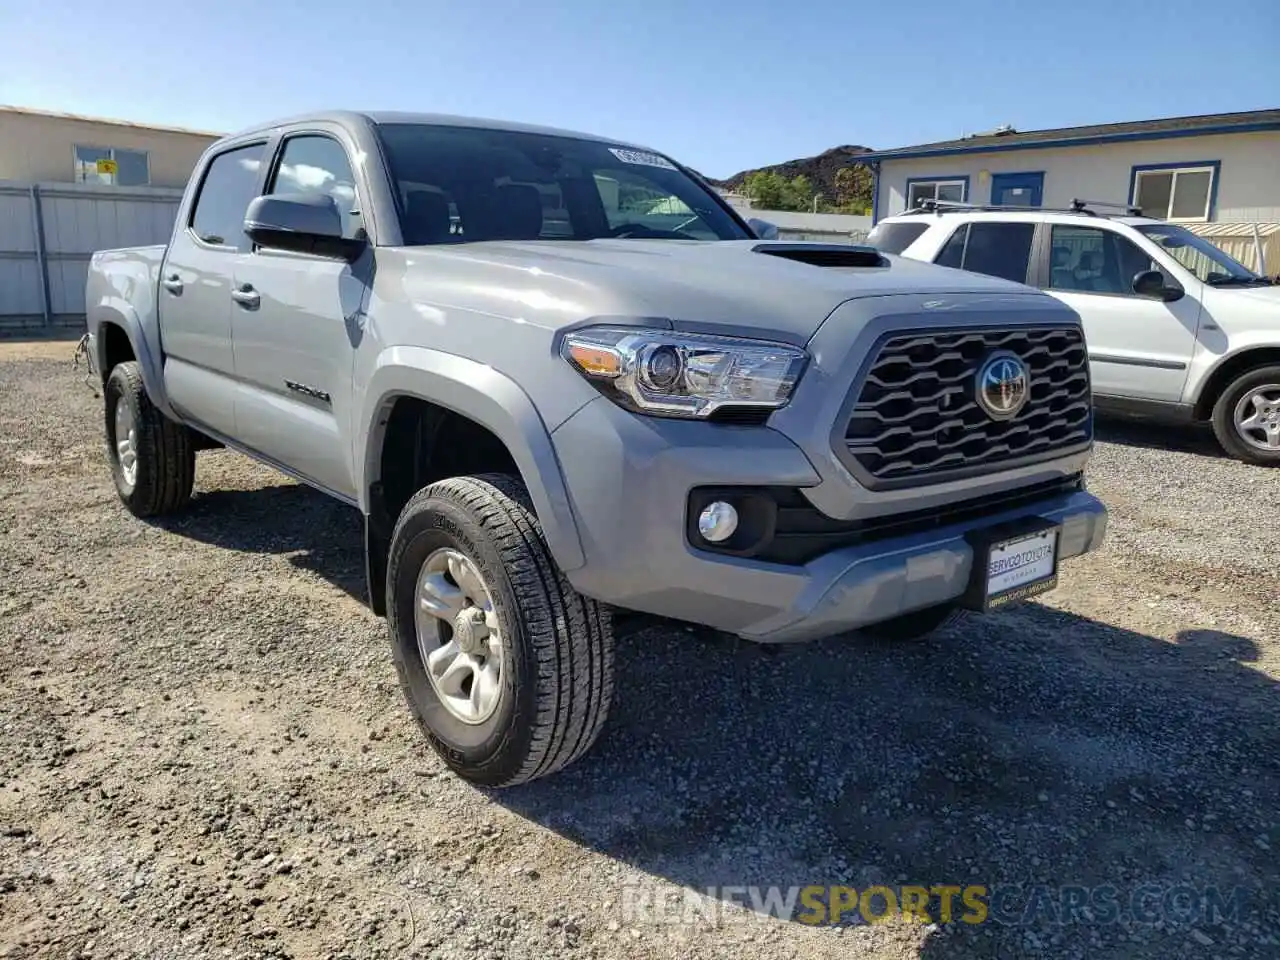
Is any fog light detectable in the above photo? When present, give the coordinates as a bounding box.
[697,501,739,543]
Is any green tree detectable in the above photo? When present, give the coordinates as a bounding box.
[834,164,874,214]
[785,175,815,211]
[744,170,788,210]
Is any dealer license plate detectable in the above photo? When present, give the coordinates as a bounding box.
[971,525,1060,611]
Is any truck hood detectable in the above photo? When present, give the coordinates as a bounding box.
[400,238,1049,344]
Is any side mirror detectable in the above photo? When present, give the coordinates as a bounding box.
[1132,269,1183,302]
[746,217,779,241]
[244,193,365,263]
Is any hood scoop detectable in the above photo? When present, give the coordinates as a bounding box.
[752,243,887,269]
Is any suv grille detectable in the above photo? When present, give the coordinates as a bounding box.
[842,326,1091,488]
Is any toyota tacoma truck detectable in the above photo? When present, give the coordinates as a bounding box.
[84,111,1107,786]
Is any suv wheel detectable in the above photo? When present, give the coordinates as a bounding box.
[386,474,615,787]
[1211,366,1280,466]
[861,604,960,642]
[104,361,195,517]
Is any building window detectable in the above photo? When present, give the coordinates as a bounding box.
[906,177,967,209]
[1131,164,1216,222]
[74,145,150,186]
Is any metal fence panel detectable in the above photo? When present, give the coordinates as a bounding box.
[0,179,181,335]
[0,186,36,251]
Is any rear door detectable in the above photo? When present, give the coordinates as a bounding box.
[158,141,268,437]
[229,130,367,500]
[1036,223,1198,401]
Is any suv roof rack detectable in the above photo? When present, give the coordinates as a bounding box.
[903,198,1145,218]
[1068,198,1145,216]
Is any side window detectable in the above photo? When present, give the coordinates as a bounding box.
[269,136,361,239]
[932,222,1034,283]
[190,143,267,248]
[963,223,1034,283]
[1048,226,1158,296]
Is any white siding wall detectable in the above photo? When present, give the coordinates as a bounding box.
[876,130,1280,222]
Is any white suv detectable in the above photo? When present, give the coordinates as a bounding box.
[868,204,1280,465]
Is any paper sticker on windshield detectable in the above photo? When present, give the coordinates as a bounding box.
[609,147,676,170]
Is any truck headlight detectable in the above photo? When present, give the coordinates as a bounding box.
[561,326,807,420]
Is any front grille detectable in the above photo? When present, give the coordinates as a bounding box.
[842,326,1092,488]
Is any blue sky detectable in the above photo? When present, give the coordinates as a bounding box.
[4,0,1276,178]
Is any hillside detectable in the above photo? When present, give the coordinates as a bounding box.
[710,144,873,199]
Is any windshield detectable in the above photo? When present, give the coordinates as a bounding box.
[1135,223,1264,285]
[376,123,750,245]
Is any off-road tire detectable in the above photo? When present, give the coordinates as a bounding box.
[861,604,961,642]
[1210,364,1280,466]
[386,473,615,787]
[104,361,195,517]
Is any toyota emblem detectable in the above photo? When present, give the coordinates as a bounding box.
[976,353,1029,420]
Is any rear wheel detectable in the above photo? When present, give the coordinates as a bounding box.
[861,604,960,642]
[386,474,615,787]
[104,361,195,517]
[1211,366,1280,466]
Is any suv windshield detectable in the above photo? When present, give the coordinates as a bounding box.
[376,123,750,245]
[1135,223,1268,285]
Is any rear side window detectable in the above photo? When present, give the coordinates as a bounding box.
[931,222,1035,284]
[190,143,266,248]
[865,221,929,254]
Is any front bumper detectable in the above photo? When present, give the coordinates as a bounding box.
[552,396,1107,643]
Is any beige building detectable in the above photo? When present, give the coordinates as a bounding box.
[0,106,220,188]
[866,109,1280,225]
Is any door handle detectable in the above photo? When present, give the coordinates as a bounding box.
[161,275,183,295]
[230,284,261,309]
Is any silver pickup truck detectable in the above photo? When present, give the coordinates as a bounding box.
[85,111,1107,786]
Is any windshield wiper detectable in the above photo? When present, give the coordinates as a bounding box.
[1206,275,1273,287]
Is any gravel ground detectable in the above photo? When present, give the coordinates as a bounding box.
[1,341,1277,960]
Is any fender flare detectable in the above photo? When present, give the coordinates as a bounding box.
[356,345,586,572]
[91,297,174,417]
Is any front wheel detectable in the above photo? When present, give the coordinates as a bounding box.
[1211,366,1280,465]
[386,474,615,787]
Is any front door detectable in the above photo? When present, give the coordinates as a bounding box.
[1040,223,1199,401]
[230,132,366,500]
[157,141,268,438]
[990,172,1044,208]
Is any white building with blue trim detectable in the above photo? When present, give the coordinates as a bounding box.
[864,109,1280,225]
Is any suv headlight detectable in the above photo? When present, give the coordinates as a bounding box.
[562,326,807,420]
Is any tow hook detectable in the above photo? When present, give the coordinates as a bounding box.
[72,333,99,397]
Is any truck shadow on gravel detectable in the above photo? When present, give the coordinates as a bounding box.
[500,611,1278,956]
[150,483,369,603]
